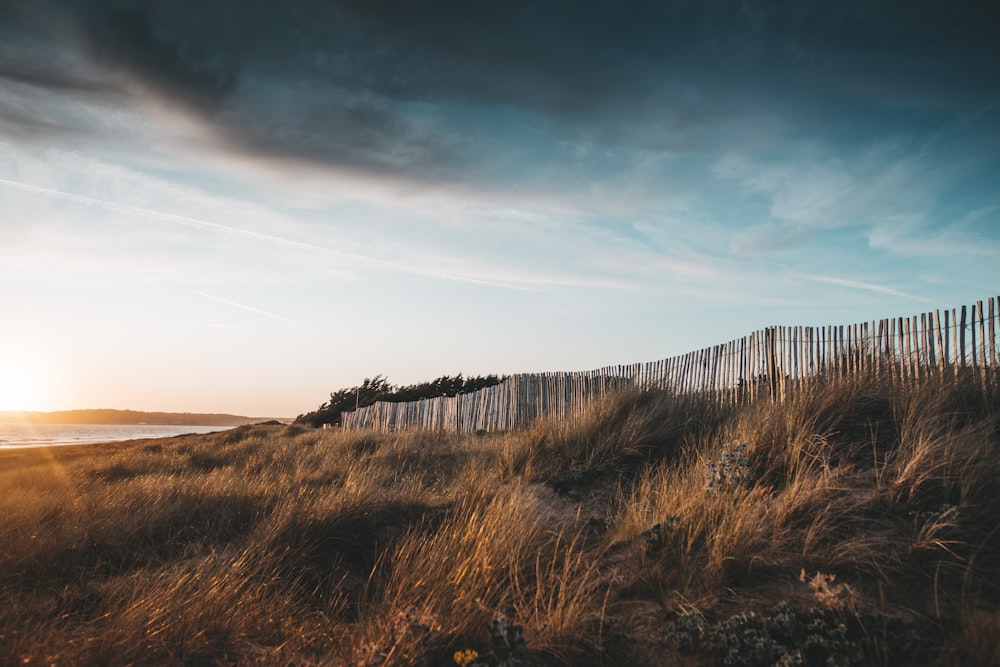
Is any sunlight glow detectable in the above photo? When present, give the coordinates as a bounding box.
[0,358,41,412]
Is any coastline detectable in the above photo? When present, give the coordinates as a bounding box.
[0,423,237,450]
[0,408,277,427]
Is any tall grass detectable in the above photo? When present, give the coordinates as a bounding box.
[1,368,998,665]
[612,369,1000,663]
[351,484,605,665]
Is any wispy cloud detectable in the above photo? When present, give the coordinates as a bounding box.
[193,291,300,327]
[802,274,940,305]
[0,176,538,290]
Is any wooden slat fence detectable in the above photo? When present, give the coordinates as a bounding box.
[342,295,1000,433]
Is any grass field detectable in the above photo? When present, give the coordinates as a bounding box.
[2,369,998,665]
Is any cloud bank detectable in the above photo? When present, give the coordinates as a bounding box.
[2,0,998,192]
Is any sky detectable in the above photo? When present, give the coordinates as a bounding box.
[1,0,998,417]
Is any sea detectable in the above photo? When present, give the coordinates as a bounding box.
[0,423,235,449]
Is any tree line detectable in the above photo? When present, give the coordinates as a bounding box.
[295,373,505,427]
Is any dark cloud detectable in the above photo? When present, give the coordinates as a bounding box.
[84,7,238,110]
[0,63,120,94]
[2,0,998,184]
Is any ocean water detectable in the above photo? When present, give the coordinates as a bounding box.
[0,423,235,449]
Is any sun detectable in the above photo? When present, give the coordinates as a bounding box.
[0,359,40,412]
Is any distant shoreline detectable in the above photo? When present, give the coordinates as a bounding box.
[0,409,289,427]
[0,423,243,451]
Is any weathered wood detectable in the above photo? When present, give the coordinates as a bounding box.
[858,322,864,373]
[805,326,812,380]
[876,319,885,377]
[695,348,703,393]
[821,325,827,377]
[971,303,979,371]
[943,310,951,370]
[834,324,839,375]
[695,348,705,393]
[863,321,871,374]
[925,313,933,370]
[679,353,689,394]
[774,328,782,399]
[840,325,847,377]
[991,297,997,371]
[887,318,895,376]
[847,323,854,376]
[853,323,861,375]
[978,300,988,379]
[824,324,830,377]
[896,317,906,383]
[925,312,934,370]
[757,330,765,400]
[879,317,896,377]
[934,310,945,372]
[889,318,895,379]
[845,324,858,375]
[764,327,775,400]
[757,330,764,399]
[905,317,914,381]
[960,306,967,366]
[708,346,717,393]
[950,308,958,377]
[791,325,799,389]
[717,341,732,403]
[783,326,791,395]
[729,340,740,403]
[812,326,819,378]
[919,313,928,372]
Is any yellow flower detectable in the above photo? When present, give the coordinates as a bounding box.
[453,648,478,666]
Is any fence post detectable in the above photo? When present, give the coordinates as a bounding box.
[990,297,997,373]
[971,303,979,376]
[978,300,988,382]
[765,327,778,401]
[920,313,929,374]
[935,310,944,373]
[960,306,967,367]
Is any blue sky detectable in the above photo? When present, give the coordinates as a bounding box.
[1,1,998,416]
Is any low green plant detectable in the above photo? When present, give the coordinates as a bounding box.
[450,616,532,667]
[663,601,920,666]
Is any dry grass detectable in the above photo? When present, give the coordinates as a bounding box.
[1,369,998,665]
[350,484,605,665]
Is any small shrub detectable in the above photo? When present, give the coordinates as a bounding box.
[800,570,858,610]
[664,601,919,667]
[704,441,753,493]
[449,617,532,667]
[477,616,532,666]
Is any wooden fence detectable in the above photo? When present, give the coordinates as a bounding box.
[341,295,1000,433]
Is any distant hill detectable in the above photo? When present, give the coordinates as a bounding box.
[0,409,286,426]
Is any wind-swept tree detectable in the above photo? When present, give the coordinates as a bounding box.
[296,373,504,427]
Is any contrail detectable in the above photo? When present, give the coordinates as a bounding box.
[804,274,940,305]
[158,319,248,330]
[193,291,300,326]
[0,176,535,290]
